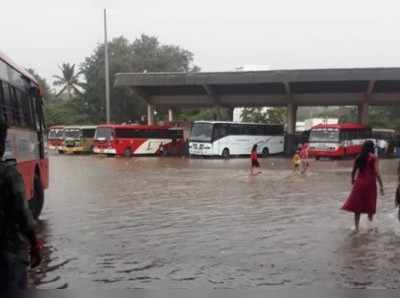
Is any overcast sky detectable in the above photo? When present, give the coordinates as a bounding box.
[2,0,400,83]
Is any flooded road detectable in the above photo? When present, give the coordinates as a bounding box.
[31,154,400,289]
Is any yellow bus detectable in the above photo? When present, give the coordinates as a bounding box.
[63,125,96,154]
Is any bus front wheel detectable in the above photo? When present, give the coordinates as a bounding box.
[124,148,133,158]
[222,148,230,160]
[262,148,269,158]
[29,172,44,220]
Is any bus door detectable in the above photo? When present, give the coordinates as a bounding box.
[212,123,227,155]
[30,89,46,159]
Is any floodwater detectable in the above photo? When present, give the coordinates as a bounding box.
[31,154,400,289]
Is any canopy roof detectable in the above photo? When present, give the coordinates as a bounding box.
[115,68,400,108]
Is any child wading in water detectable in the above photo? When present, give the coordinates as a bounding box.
[299,143,310,174]
[250,144,261,176]
[292,149,301,173]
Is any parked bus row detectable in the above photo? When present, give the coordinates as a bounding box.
[49,121,394,160]
[48,124,187,157]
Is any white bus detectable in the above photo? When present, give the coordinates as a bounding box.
[189,121,284,158]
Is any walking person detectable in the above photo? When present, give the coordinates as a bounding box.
[292,149,301,173]
[250,144,261,176]
[395,160,400,221]
[342,140,384,233]
[299,143,310,174]
[0,120,41,290]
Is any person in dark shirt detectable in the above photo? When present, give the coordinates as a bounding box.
[0,120,41,290]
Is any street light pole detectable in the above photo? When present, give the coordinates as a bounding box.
[104,9,111,124]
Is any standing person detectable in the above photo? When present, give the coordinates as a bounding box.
[0,120,41,290]
[292,149,301,173]
[342,140,384,233]
[250,144,261,176]
[299,143,310,174]
[395,160,400,221]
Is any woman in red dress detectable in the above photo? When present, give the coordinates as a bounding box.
[250,144,261,176]
[342,140,384,232]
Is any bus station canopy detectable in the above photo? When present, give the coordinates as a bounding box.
[114,68,400,108]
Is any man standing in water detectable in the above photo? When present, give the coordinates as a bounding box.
[0,120,41,289]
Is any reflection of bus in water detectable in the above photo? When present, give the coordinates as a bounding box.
[0,50,48,219]
[48,125,64,152]
[93,124,185,157]
[308,123,372,159]
[189,121,284,159]
[63,126,96,154]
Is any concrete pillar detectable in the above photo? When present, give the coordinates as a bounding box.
[286,103,297,155]
[286,103,297,135]
[216,106,222,120]
[358,102,369,125]
[147,105,154,125]
[227,107,234,121]
[168,109,174,122]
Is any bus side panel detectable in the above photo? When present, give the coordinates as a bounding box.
[39,158,49,189]
[16,161,36,201]
[135,138,172,154]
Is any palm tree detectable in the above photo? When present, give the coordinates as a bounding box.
[53,63,82,100]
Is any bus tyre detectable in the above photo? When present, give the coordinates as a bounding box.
[29,173,44,220]
[58,150,64,154]
[222,148,230,160]
[124,148,133,158]
[262,148,269,158]
[315,156,320,161]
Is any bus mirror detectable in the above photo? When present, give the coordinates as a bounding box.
[30,86,43,98]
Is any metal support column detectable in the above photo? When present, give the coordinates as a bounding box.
[358,102,369,125]
[168,109,174,122]
[286,103,297,155]
[147,105,154,125]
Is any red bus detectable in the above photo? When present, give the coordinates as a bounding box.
[48,125,64,152]
[0,50,48,219]
[308,123,372,159]
[93,124,185,157]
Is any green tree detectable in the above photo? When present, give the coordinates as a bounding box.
[53,63,82,101]
[79,34,199,124]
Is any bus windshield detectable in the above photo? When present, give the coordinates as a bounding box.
[190,123,213,142]
[64,129,81,139]
[309,129,339,143]
[95,127,113,140]
[49,129,64,139]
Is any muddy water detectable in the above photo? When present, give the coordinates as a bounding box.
[31,155,400,289]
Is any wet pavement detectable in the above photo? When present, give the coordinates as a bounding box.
[31,154,400,289]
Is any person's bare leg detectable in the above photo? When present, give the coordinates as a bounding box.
[354,213,361,233]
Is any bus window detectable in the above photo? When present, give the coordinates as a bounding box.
[96,127,114,140]
[213,123,227,140]
[229,124,241,135]
[191,122,213,142]
[82,129,96,138]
